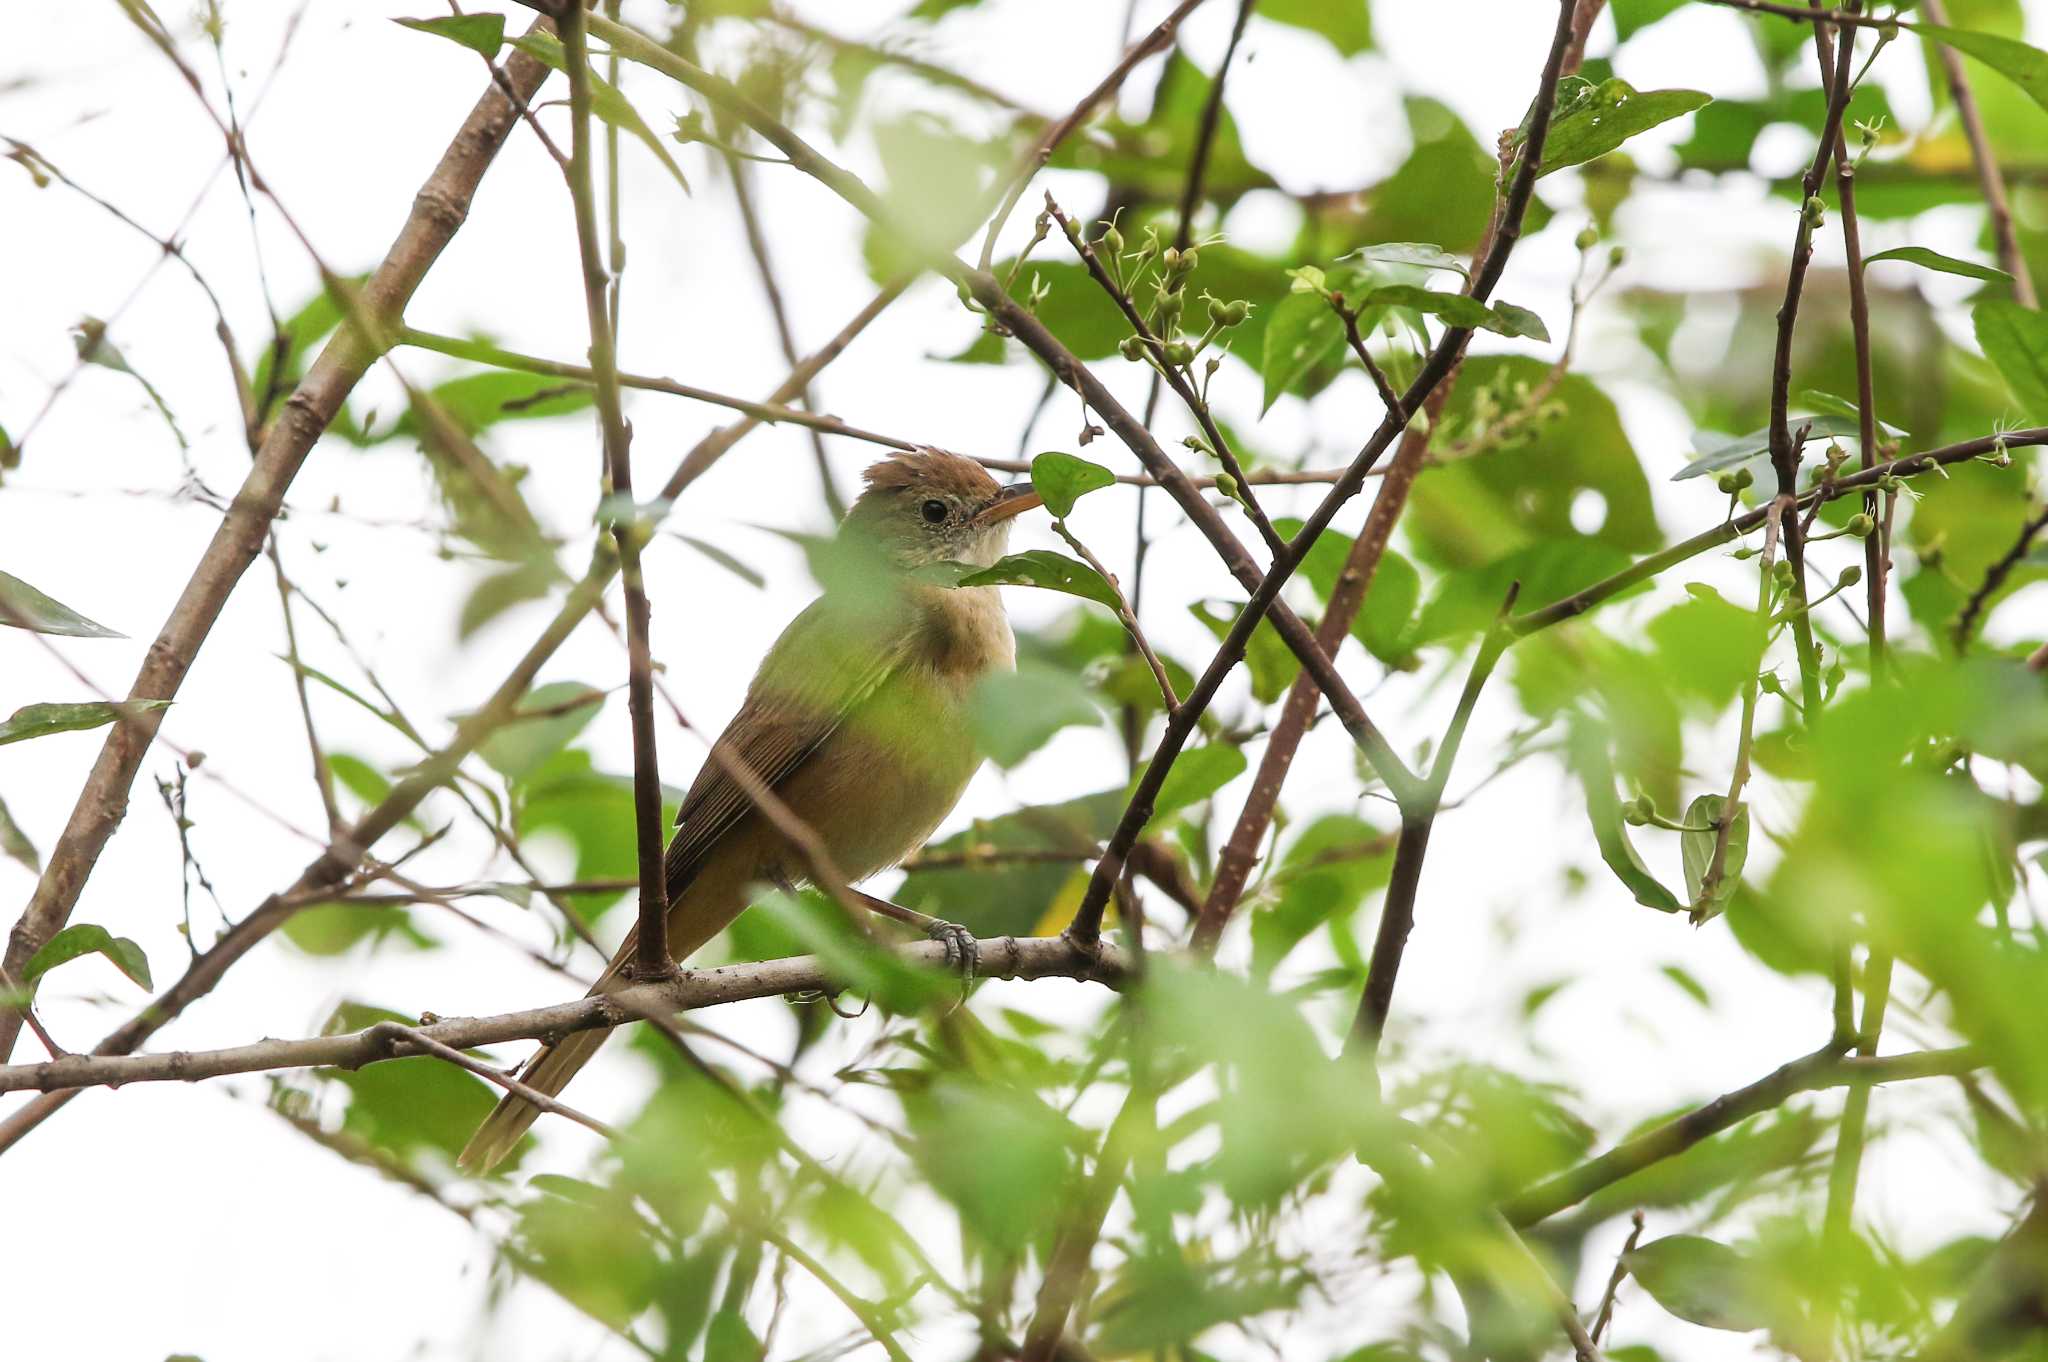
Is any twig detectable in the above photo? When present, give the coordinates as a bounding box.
[1953,504,2048,651]
[0,935,1130,1095]
[1913,0,2039,306]
[0,36,556,1062]
[1051,521,1179,713]
[1698,502,1784,913]
[975,0,1209,270]
[1590,1211,1647,1343]
[561,6,670,977]
[266,536,341,836]
[1500,1044,1983,1227]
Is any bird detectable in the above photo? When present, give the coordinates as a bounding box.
[459,449,1043,1171]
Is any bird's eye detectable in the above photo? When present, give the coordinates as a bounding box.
[921,498,949,525]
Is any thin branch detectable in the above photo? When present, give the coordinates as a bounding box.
[1699,502,1784,913]
[1501,1044,1983,1227]
[975,0,1209,270]
[1590,1211,1647,1343]
[562,6,670,977]
[1051,521,1179,714]
[0,33,557,1062]
[1953,503,2048,651]
[1910,0,2039,304]
[0,936,1129,1095]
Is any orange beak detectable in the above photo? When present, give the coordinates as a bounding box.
[972,484,1044,526]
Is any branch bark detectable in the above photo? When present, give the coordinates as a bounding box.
[0,32,557,1063]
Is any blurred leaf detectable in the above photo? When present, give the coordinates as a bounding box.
[1612,0,1689,40]
[1133,744,1248,822]
[390,370,593,439]
[1030,450,1114,518]
[896,787,1126,938]
[0,700,169,747]
[959,550,1121,611]
[1092,1251,1311,1354]
[0,793,36,872]
[1661,963,1711,1007]
[1359,97,1498,253]
[968,662,1103,767]
[1251,814,1395,975]
[476,682,605,782]
[513,33,692,193]
[1913,23,2048,118]
[1648,584,1761,712]
[1624,1235,1777,1332]
[393,13,504,56]
[249,279,361,409]
[518,748,682,927]
[1275,517,1422,663]
[1260,0,1370,55]
[672,533,765,590]
[903,1072,1079,1250]
[0,569,122,638]
[459,558,557,640]
[1864,245,2013,284]
[1537,77,1711,177]
[1046,49,1271,201]
[1570,720,1682,912]
[22,922,151,990]
[1190,598,1300,702]
[1973,298,2048,419]
[1360,285,1551,341]
[864,111,997,278]
[1261,289,1349,411]
[1680,793,1748,920]
[1672,413,1872,480]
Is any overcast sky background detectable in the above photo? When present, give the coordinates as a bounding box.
[3,1,2046,1359]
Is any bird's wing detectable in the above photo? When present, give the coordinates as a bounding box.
[663,590,918,890]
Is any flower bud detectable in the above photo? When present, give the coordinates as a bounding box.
[1165,341,1195,366]
[1804,195,1826,227]
[1607,244,1626,268]
[1837,564,1862,589]
[1102,224,1125,255]
[1717,471,1743,494]
[1176,246,1199,274]
[1161,247,1181,272]
[1772,559,1795,584]
[1845,512,1874,536]
[1118,335,1146,362]
[1575,226,1599,252]
[1209,296,1249,328]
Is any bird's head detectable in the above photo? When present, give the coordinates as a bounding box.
[843,449,1043,570]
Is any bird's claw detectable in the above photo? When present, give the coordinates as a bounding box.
[925,918,978,989]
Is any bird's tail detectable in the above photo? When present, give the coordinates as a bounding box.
[457,932,642,1174]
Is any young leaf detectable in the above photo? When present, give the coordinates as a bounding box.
[394,13,506,57]
[1570,722,1682,912]
[0,570,123,638]
[1793,389,1908,439]
[1029,451,1115,518]
[1679,793,1748,920]
[512,34,692,194]
[477,682,605,783]
[22,923,152,991]
[1362,285,1551,342]
[0,700,170,747]
[1133,744,1249,820]
[1910,23,2048,118]
[1258,0,1371,56]
[1340,241,1468,277]
[1672,414,1870,480]
[1538,78,1712,177]
[957,550,1121,612]
[1863,245,2012,285]
[1973,299,2048,419]
[967,664,1103,767]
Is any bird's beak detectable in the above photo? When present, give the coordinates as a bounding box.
[972,484,1044,526]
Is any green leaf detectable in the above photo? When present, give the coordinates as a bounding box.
[476,682,606,783]
[1973,298,2048,419]
[1045,50,1272,202]
[1190,600,1300,703]
[672,534,765,590]
[1679,793,1749,921]
[316,1001,520,1165]
[1359,98,1499,253]
[1259,0,1371,55]
[393,13,505,56]
[967,663,1103,767]
[23,923,152,990]
[1361,285,1552,342]
[1571,722,1682,912]
[0,570,122,638]
[1261,290,1349,412]
[863,112,998,279]
[0,700,169,747]
[1133,744,1248,822]
[1538,78,1711,177]
[957,550,1121,612]
[1864,245,2013,284]
[1623,1235,1777,1333]
[0,792,37,873]
[1911,22,2048,119]
[1793,389,1909,438]
[1672,413,1874,480]
[512,34,692,195]
[1029,451,1115,519]
[1341,241,1467,277]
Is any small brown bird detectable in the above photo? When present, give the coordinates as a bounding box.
[460,450,1042,1171]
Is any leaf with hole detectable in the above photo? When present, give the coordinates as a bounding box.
[957,551,1121,612]
[23,923,152,991]
[0,570,122,638]
[1029,451,1114,519]
[0,700,170,747]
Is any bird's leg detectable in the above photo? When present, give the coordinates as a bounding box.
[850,889,978,989]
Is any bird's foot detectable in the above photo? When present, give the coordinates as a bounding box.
[924,918,979,990]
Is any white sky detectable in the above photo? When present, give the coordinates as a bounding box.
[3,2,2046,1359]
